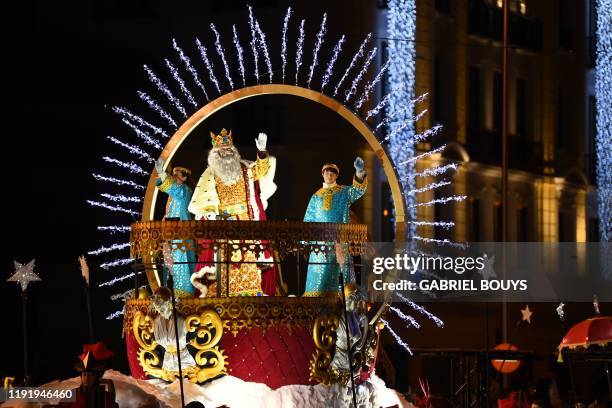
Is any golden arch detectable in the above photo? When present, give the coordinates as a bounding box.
[141,84,406,232]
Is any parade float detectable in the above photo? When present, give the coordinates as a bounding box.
[79,4,461,406]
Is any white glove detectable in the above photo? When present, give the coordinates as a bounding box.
[155,158,167,181]
[255,132,267,151]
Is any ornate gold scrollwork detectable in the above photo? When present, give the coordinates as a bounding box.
[309,313,341,385]
[132,311,174,381]
[185,310,228,383]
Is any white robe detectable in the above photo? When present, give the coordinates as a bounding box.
[188,157,277,221]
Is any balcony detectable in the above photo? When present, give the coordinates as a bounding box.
[468,0,543,51]
[467,129,543,173]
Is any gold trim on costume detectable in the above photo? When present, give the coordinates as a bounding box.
[353,174,368,190]
[157,177,174,193]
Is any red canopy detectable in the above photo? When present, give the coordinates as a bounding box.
[557,316,611,362]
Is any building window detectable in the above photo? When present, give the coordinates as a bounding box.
[493,72,503,132]
[470,198,480,241]
[557,88,566,149]
[559,0,573,49]
[517,205,528,241]
[435,0,452,15]
[516,78,527,138]
[434,56,442,123]
[468,67,482,133]
[494,201,503,241]
[588,95,597,183]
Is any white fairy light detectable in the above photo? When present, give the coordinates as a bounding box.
[380,318,413,354]
[106,136,154,162]
[102,157,149,176]
[413,124,443,143]
[100,193,142,203]
[413,235,466,248]
[255,21,273,83]
[281,7,292,83]
[137,91,178,128]
[320,35,346,92]
[105,309,124,320]
[295,19,306,85]
[99,258,133,270]
[112,106,168,138]
[365,92,392,120]
[407,220,455,230]
[307,13,327,88]
[408,180,451,195]
[210,23,235,90]
[395,292,445,327]
[172,39,209,102]
[120,118,162,149]
[92,174,145,190]
[390,306,421,328]
[333,33,372,97]
[102,273,142,288]
[387,0,417,238]
[97,225,131,234]
[143,64,187,117]
[409,195,467,208]
[400,144,446,165]
[88,242,131,256]
[164,58,198,108]
[375,107,428,132]
[232,25,246,87]
[344,47,377,103]
[415,163,458,178]
[355,59,391,109]
[86,200,140,216]
[382,117,411,142]
[196,38,222,94]
[248,5,260,82]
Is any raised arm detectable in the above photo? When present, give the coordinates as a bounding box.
[253,132,270,180]
[348,156,367,204]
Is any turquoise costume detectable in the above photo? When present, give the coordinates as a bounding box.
[303,176,367,296]
[156,176,196,295]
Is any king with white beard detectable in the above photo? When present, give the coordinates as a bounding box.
[188,129,278,297]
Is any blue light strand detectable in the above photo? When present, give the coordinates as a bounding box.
[596,0,612,241]
[248,5,260,82]
[143,65,187,117]
[196,38,222,94]
[295,19,306,85]
[320,35,346,92]
[120,118,162,149]
[307,13,327,88]
[164,58,198,108]
[136,91,178,128]
[281,7,292,83]
[344,47,377,103]
[112,106,168,138]
[106,136,154,162]
[333,33,372,97]
[172,39,209,102]
[233,25,246,87]
[255,20,274,83]
[92,174,145,190]
[102,157,149,176]
[387,0,417,238]
[210,23,235,90]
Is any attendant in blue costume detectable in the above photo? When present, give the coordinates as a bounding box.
[154,158,196,296]
[303,157,367,296]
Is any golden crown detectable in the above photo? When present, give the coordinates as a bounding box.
[210,128,233,147]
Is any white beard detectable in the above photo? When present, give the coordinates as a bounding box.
[208,146,242,185]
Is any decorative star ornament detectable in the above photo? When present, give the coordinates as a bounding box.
[520,305,533,324]
[556,302,565,321]
[477,253,496,280]
[593,295,600,315]
[8,259,41,292]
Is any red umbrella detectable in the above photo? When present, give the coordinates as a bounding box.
[557,316,612,362]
